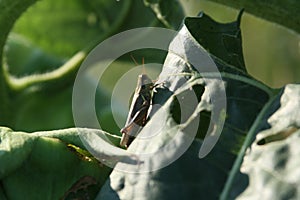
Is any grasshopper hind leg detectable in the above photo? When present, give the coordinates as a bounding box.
[120,134,135,148]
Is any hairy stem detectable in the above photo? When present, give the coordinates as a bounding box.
[6,51,86,91]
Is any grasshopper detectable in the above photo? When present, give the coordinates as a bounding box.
[119,57,195,148]
[120,57,155,148]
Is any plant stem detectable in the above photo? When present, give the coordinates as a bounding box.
[205,0,300,34]
[6,51,87,91]
[219,94,277,200]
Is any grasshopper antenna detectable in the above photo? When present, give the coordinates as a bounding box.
[130,54,147,75]
[142,57,146,74]
[130,54,139,66]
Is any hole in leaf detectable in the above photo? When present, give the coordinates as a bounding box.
[196,111,211,140]
[170,83,209,138]
[61,176,100,200]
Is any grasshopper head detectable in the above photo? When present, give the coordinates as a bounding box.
[137,74,153,92]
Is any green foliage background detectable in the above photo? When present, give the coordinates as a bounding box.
[4,0,299,133]
[10,0,300,90]
[0,0,300,199]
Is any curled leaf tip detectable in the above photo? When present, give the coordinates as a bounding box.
[237,9,245,27]
[197,11,204,17]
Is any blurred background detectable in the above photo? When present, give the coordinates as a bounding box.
[5,0,300,133]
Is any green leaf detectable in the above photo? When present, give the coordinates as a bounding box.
[237,84,300,200]
[99,139,236,199]
[184,10,246,72]
[11,0,172,58]
[4,36,123,133]
[5,34,63,76]
[11,0,131,57]
[11,76,114,132]
[0,185,7,200]
[0,0,37,53]
[98,12,274,200]
[0,127,115,200]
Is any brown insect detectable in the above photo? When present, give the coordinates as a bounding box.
[120,57,154,148]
